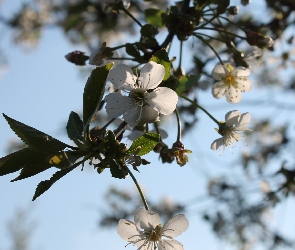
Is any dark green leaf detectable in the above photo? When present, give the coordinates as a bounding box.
[11,153,53,182]
[150,50,170,81]
[126,43,140,58]
[32,165,76,201]
[3,114,68,153]
[145,8,165,27]
[0,148,36,176]
[83,62,113,128]
[66,111,83,141]
[175,75,202,95]
[110,160,128,179]
[127,132,160,156]
[140,24,158,38]
[10,150,82,182]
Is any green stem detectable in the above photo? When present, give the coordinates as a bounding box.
[194,32,225,43]
[175,108,182,141]
[178,41,183,69]
[199,26,246,40]
[109,57,134,60]
[121,7,143,27]
[127,167,149,210]
[180,94,219,125]
[194,34,224,65]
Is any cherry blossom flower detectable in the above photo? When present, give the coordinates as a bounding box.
[211,110,251,151]
[211,64,252,103]
[105,62,178,127]
[117,208,189,250]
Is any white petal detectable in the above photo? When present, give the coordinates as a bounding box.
[158,239,184,250]
[141,106,160,123]
[117,219,142,243]
[105,93,130,118]
[233,67,251,77]
[212,81,226,99]
[123,104,141,127]
[225,86,242,103]
[134,208,161,231]
[211,65,230,80]
[225,110,241,127]
[211,138,224,150]
[237,112,251,130]
[148,87,178,115]
[89,48,103,65]
[235,77,252,92]
[162,214,189,238]
[107,64,136,90]
[139,62,165,89]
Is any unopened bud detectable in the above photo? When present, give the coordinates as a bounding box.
[228,6,239,15]
[65,51,89,66]
[241,0,251,6]
[245,30,274,49]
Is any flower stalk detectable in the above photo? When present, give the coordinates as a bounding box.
[126,167,149,210]
[180,94,219,125]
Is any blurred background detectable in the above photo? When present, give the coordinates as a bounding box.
[1,0,295,249]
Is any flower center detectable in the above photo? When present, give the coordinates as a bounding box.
[129,89,148,106]
[225,74,236,86]
[149,230,161,242]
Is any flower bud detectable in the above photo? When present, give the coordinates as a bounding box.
[65,51,89,66]
[241,0,251,6]
[228,6,239,15]
[245,30,274,49]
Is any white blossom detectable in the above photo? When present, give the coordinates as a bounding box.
[117,208,189,250]
[211,110,251,151]
[211,64,252,103]
[105,62,178,127]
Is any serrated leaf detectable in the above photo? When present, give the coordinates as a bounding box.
[32,165,76,201]
[66,111,83,141]
[110,160,128,179]
[83,62,113,128]
[149,50,170,80]
[3,114,68,153]
[145,8,165,27]
[126,43,141,58]
[0,148,36,176]
[127,132,160,156]
[48,151,83,169]
[10,150,81,182]
[11,153,53,182]
[175,75,202,95]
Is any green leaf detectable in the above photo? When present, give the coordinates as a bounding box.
[0,148,36,176]
[150,49,170,81]
[66,111,83,141]
[47,151,83,169]
[3,114,68,153]
[110,160,128,179]
[126,43,141,58]
[10,150,82,182]
[175,75,202,95]
[11,153,53,182]
[83,62,113,128]
[145,8,165,27]
[140,24,158,38]
[32,165,76,201]
[127,132,160,156]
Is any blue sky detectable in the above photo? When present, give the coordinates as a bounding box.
[1,1,295,250]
